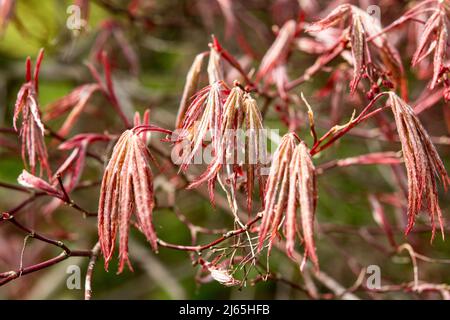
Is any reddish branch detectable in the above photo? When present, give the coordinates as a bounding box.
[0,250,91,286]
[157,214,262,253]
[0,214,93,286]
[85,242,101,300]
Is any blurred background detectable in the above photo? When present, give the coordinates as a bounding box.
[0,0,449,299]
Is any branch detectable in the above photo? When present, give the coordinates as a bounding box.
[5,215,72,253]
[310,93,389,155]
[0,250,91,286]
[85,242,101,300]
[285,38,347,91]
[157,213,262,253]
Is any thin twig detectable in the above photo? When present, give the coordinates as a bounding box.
[85,242,101,300]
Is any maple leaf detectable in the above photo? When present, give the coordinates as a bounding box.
[388,93,448,240]
[13,49,51,179]
[258,133,318,269]
[98,123,171,273]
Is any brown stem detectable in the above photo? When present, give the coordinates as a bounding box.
[7,216,72,253]
[85,242,101,300]
[0,250,91,286]
[0,193,46,224]
[56,175,97,217]
[0,181,31,193]
[158,214,262,253]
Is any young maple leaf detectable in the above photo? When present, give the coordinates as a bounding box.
[201,258,241,287]
[98,124,171,273]
[286,141,318,269]
[91,20,139,76]
[256,19,298,82]
[242,94,268,211]
[17,169,63,199]
[175,53,207,129]
[258,133,318,269]
[254,19,302,99]
[216,0,269,57]
[307,4,405,96]
[207,41,225,84]
[180,83,267,214]
[388,93,449,240]
[175,80,228,172]
[58,134,109,190]
[44,84,101,137]
[412,8,447,89]
[13,49,51,179]
[43,133,110,215]
[185,85,246,208]
[373,1,448,90]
